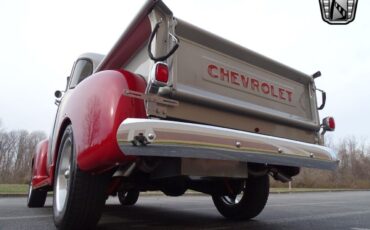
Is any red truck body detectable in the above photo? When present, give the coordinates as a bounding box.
[32,70,147,189]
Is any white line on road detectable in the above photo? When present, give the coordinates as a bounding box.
[202,227,230,230]
[265,210,370,224]
[268,201,350,207]
[181,207,215,211]
[0,214,52,221]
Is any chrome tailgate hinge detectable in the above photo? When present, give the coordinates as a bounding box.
[123,89,179,118]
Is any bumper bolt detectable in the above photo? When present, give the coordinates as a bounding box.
[148,133,155,140]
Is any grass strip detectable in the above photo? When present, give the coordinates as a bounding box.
[0,184,28,194]
[0,184,365,196]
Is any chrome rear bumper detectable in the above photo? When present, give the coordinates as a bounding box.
[117,118,338,170]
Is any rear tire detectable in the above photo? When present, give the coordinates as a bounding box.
[27,181,47,208]
[212,175,269,220]
[53,125,109,230]
[118,190,140,206]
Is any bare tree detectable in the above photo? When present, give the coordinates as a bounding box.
[0,121,46,183]
[271,136,370,189]
[17,131,46,183]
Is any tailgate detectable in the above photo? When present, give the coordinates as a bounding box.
[165,20,319,133]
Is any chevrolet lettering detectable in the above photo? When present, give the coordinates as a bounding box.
[207,64,294,103]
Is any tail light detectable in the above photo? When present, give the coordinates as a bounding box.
[322,116,335,131]
[154,63,169,85]
[147,62,169,95]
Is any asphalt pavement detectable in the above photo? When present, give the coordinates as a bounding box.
[1,191,370,229]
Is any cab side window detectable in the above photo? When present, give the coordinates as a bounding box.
[69,59,93,89]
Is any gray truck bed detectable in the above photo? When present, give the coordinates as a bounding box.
[121,1,321,144]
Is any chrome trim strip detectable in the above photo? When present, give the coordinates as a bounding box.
[117,118,338,170]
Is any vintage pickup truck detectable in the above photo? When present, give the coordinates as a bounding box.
[27,0,338,229]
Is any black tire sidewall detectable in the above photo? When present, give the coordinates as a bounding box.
[52,125,110,229]
[118,190,140,205]
[27,166,47,208]
[53,125,75,225]
[212,175,270,220]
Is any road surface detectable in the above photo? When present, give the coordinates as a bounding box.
[1,191,370,229]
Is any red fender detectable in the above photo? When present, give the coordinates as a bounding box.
[32,70,147,189]
[32,139,50,189]
[53,69,147,173]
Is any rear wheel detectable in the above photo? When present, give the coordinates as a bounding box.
[27,180,47,208]
[118,190,140,206]
[53,125,109,230]
[212,175,269,220]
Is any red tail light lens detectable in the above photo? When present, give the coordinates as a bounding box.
[155,63,169,84]
[322,116,335,131]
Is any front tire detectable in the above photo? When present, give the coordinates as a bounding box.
[212,175,269,220]
[118,190,140,206]
[53,125,109,230]
[27,181,47,208]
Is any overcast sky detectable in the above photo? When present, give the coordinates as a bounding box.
[0,0,369,142]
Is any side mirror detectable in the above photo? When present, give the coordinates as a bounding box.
[54,90,63,98]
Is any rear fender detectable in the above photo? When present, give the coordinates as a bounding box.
[52,70,147,173]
